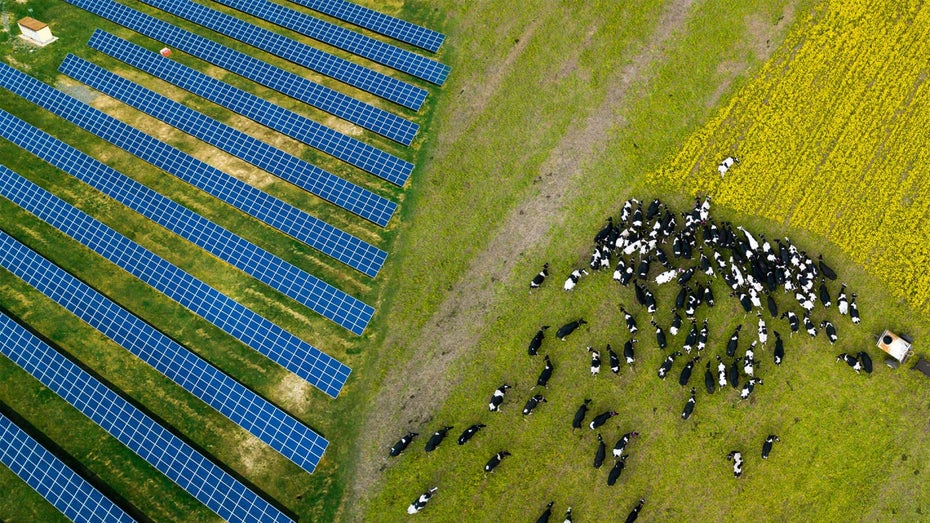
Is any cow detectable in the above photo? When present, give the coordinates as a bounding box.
[609,345,621,374]
[528,326,550,356]
[773,331,784,365]
[624,338,637,368]
[820,320,838,344]
[761,435,780,459]
[850,293,861,324]
[564,269,588,291]
[572,399,592,430]
[625,498,646,523]
[679,357,700,386]
[740,378,763,400]
[857,351,873,374]
[836,353,861,374]
[651,320,667,349]
[424,426,453,452]
[407,487,438,514]
[484,451,511,473]
[536,355,554,388]
[612,431,639,458]
[488,384,512,412]
[607,455,629,486]
[727,451,744,477]
[718,156,739,177]
[658,351,682,379]
[588,347,601,376]
[457,424,486,446]
[389,432,418,457]
[704,361,716,394]
[716,356,727,388]
[536,501,554,523]
[620,305,638,334]
[557,319,587,341]
[681,387,696,419]
[594,433,606,468]
[590,410,618,430]
[726,325,742,358]
[523,394,548,415]
[530,263,550,289]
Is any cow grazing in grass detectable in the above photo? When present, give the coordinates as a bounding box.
[594,433,606,468]
[820,320,838,344]
[679,356,700,386]
[530,263,550,289]
[681,387,697,419]
[620,305,638,334]
[819,279,832,308]
[557,319,587,341]
[836,353,862,374]
[804,311,817,338]
[488,384,511,412]
[658,351,682,379]
[523,394,547,416]
[726,325,741,357]
[727,451,744,477]
[728,359,740,389]
[781,311,800,336]
[762,435,780,459]
[564,268,588,291]
[572,399,591,430]
[407,487,438,514]
[536,501,554,523]
[607,455,629,486]
[528,326,549,356]
[424,427,453,452]
[705,361,716,394]
[584,348,600,378]
[757,313,768,346]
[484,451,511,473]
[613,431,639,458]
[670,310,683,336]
[818,254,837,280]
[773,331,784,366]
[740,378,763,400]
[624,339,637,368]
[850,293,861,324]
[609,345,621,374]
[625,498,646,523]
[717,356,727,388]
[837,284,849,315]
[858,351,873,374]
[651,320,667,349]
[457,424,486,445]
[590,410,618,430]
[744,343,757,377]
[389,432,418,457]
[536,355,554,388]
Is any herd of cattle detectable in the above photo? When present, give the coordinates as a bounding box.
[391,196,866,520]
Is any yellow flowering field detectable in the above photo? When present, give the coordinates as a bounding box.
[648,0,930,312]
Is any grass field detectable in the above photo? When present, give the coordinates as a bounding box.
[2,0,930,522]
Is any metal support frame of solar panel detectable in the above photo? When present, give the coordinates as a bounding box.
[64,0,418,145]
[60,56,403,223]
[138,0,427,109]
[0,166,350,398]
[0,63,390,275]
[0,215,327,474]
[0,309,292,523]
[88,31,413,186]
[0,411,136,523]
[286,0,444,53]
[0,109,373,338]
[210,0,449,85]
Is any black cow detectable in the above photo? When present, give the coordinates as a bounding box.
[857,351,873,374]
[523,394,548,415]
[679,357,700,386]
[612,431,639,458]
[589,410,618,430]
[819,279,832,308]
[726,325,741,357]
[484,451,511,473]
[536,355,554,388]
[557,319,587,340]
[608,344,621,374]
[624,339,637,368]
[773,331,784,366]
[762,435,780,459]
[704,361,715,394]
[607,455,628,486]
[651,320,667,349]
[572,399,591,430]
[536,501,554,523]
[728,358,740,388]
[625,498,646,523]
[424,426,453,452]
[528,326,550,356]
[670,310,683,336]
[457,424,486,445]
[681,387,696,420]
[530,263,550,289]
[818,254,837,280]
[594,433,606,468]
[658,351,682,379]
[389,431,418,457]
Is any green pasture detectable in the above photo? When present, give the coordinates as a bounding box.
[1,0,928,522]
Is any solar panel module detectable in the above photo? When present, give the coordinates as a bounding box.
[0,108,375,334]
[64,0,419,144]
[0,212,328,474]
[286,0,445,53]
[137,0,428,109]
[0,165,351,397]
[0,310,294,523]
[88,30,414,186]
[0,411,136,523]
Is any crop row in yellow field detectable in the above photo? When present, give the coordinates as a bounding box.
[648,0,930,313]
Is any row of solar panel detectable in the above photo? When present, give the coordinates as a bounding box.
[212,0,449,85]
[286,0,445,53]
[65,0,420,145]
[137,0,427,110]
[88,29,414,186]
[0,108,374,334]
[0,163,350,397]
[0,184,327,474]
[0,410,136,522]
[0,309,293,522]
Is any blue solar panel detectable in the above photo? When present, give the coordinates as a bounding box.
[0,226,327,474]
[286,0,445,53]
[64,0,419,145]
[0,109,374,334]
[210,0,449,85]
[0,310,292,523]
[137,0,428,109]
[60,55,400,223]
[88,31,414,186]
[0,411,136,523]
[0,166,351,397]
[0,62,391,270]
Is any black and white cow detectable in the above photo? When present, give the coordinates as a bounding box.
[528,326,550,356]
[573,399,591,430]
[607,455,629,486]
[740,378,763,400]
[820,321,838,344]
[594,433,606,468]
[564,269,588,291]
[536,501,554,523]
[389,432,418,457]
[563,506,573,523]
[625,498,645,523]
[488,384,512,412]
[761,435,780,459]
[536,355,554,388]
[484,451,511,473]
[781,311,800,336]
[679,357,700,386]
[624,339,637,368]
[857,351,873,374]
[530,263,550,289]
[523,394,548,415]
[670,310,683,336]
[588,347,602,377]
[727,451,744,477]
[837,284,849,315]
[658,352,682,380]
[716,356,727,388]
[457,424,486,445]
[850,293,861,324]
[718,156,739,177]
[609,345,621,374]
[620,305,638,334]
[726,325,742,357]
[590,410,618,430]
[407,487,438,514]
[743,343,757,378]
[424,426,453,452]
[651,320,667,349]
[681,387,696,420]
[773,331,784,366]
[557,319,587,341]
[612,431,639,458]
[836,353,862,374]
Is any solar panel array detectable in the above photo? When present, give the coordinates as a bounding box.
[64,0,419,145]
[0,219,327,473]
[286,0,445,53]
[211,0,449,85]
[87,31,413,186]
[0,166,351,397]
[0,61,392,266]
[0,308,293,523]
[60,55,399,224]
[0,411,136,523]
[138,0,427,110]
[0,109,374,335]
